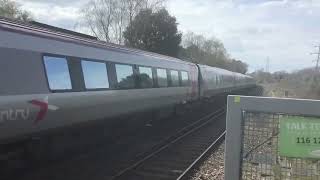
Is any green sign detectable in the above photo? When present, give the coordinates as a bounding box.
[279,116,320,158]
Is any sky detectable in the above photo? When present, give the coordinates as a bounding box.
[14,0,320,72]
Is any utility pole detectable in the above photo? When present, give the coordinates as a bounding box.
[265,57,270,73]
[311,45,320,72]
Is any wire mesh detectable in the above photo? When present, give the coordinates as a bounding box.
[240,111,320,180]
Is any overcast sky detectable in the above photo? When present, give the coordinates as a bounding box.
[15,0,320,72]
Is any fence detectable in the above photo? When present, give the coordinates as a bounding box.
[225,95,320,180]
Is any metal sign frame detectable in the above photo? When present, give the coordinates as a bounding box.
[225,95,320,180]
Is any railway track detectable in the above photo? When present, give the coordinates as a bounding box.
[111,107,226,180]
[111,86,263,180]
[17,86,261,180]
[19,97,226,180]
[177,131,225,180]
[179,86,263,180]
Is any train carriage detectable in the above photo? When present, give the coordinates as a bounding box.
[0,18,254,146]
[0,18,200,143]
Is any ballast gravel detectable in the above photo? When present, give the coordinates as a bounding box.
[190,142,225,180]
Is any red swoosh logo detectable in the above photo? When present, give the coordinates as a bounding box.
[29,100,48,124]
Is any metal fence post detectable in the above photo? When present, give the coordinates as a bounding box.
[225,95,243,180]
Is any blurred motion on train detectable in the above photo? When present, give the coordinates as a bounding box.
[0,18,255,145]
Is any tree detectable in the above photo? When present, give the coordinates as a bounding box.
[0,0,32,21]
[179,32,228,67]
[178,32,248,74]
[227,59,248,74]
[79,0,165,44]
[123,8,182,57]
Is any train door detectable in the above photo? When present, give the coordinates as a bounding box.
[188,64,199,100]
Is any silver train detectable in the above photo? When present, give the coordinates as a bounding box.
[0,18,255,144]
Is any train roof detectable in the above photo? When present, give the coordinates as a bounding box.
[197,64,253,78]
[0,17,252,78]
[0,17,191,65]
[197,64,235,76]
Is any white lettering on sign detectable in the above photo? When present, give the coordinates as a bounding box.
[286,122,307,130]
[285,122,320,131]
[309,123,320,131]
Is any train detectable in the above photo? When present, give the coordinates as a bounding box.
[0,18,255,145]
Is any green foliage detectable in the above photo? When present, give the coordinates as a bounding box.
[178,32,248,74]
[225,59,248,74]
[79,0,166,43]
[307,74,320,99]
[82,1,246,73]
[0,0,32,21]
[251,70,277,84]
[123,8,182,57]
[252,68,320,99]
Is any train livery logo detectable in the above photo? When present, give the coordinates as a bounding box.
[0,108,30,123]
[29,96,59,124]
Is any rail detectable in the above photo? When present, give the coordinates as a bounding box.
[177,131,226,180]
[111,107,226,180]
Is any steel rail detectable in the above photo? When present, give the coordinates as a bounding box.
[110,108,226,180]
[176,131,226,180]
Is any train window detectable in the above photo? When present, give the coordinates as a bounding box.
[170,70,179,87]
[43,56,72,90]
[115,64,135,89]
[157,68,168,87]
[81,60,109,89]
[181,71,189,86]
[138,66,153,88]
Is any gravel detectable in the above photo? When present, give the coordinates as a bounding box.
[190,142,225,180]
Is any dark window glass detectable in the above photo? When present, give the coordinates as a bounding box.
[44,56,72,90]
[181,71,189,86]
[81,60,109,89]
[138,66,153,88]
[115,64,135,89]
[170,70,179,86]
[157,68,168,87]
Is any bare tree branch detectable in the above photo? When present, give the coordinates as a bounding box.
[0,0,33,21]
[79,0,167,44]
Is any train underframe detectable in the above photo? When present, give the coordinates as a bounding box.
[1,85,257,176]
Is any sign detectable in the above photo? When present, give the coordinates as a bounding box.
[279,116,320,158]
